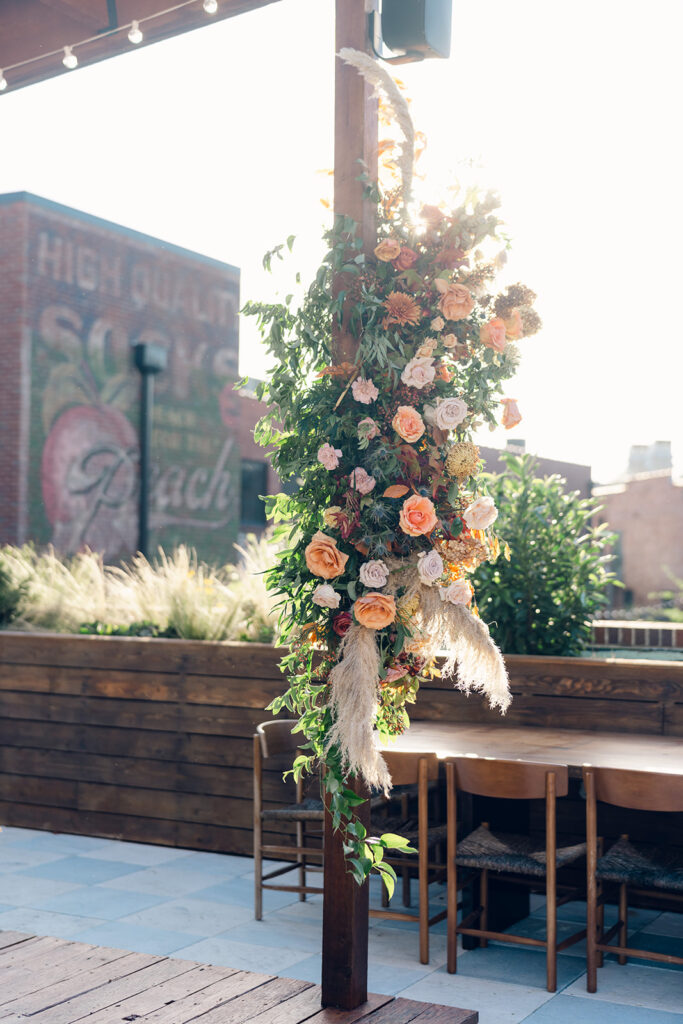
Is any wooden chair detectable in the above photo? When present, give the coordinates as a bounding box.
[584,766,683,991]
[253,720,324,919]
[369,751,448,964]
[446,757,586,992]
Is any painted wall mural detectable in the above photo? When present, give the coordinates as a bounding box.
[25,203,241,563]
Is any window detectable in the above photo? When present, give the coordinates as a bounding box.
[240,459,268,528]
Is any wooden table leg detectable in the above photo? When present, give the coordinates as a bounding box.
[321,776,370,1009]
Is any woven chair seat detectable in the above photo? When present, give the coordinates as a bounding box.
[455,825,586,878]
[369,814,448,847]
[596,836,683,892]
[261,798,325,822]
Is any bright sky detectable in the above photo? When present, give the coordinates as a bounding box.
[2,0,681,483]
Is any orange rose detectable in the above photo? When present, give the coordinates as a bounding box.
[374,238,401,262]
[503,308,523,340]
[501,397,522,429]
[399,495,438,537]
[354,593,396,630]
[435,363,452,382]
[434,279,474,321]
[304,531,349,579]
[392,405,425,443]
[480,317,507,353]
[393,246,418,270]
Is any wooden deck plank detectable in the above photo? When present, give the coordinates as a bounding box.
[25,956,196,1023]
[0,934,476,1024]
[2,951,158,1016]
[82,964,239,1024]
[0,943,138,1005]
[195,977,313,1024]
[243,984,325,1024]
[130,969,275,1023]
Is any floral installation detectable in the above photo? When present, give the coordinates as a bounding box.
[243,51,541,889]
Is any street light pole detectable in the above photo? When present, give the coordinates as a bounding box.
[133,342,167,559]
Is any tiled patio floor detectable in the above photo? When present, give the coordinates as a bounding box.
[0,826,681,1023]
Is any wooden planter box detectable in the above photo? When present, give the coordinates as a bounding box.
[0,632,682,854]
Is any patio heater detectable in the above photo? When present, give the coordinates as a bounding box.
[133,342,167,559]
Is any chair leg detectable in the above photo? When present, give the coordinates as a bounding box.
[297,821,306,901]
[254,818,263,921]
[402,793,411,907]
[546,873,557,992]
[596,884,604,969]
[446,762,457,974]
[618,883,628,965]
[479,869,488,948]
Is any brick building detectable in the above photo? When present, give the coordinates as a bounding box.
[0,191,253,563]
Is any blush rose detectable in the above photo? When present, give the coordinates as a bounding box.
[359,559,390,589]
[312,584,340,608]
[401,355,436,389]
[480,317,507,353]
[349,467,376,494]
[463,496,498,531]
[351,377,379,404]
[439,578,473,605]
[417,549,444,586]
[318,443,342,470]
[399,495,438,537]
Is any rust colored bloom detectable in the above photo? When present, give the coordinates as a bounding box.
[393,247,418,271]
[421,204,445,228]
[317,362,357,378]
[375,238,402,262]
[354,593,396,630]
[383,291,422,327]
[332,611,353,636]
[435,280,474,322]
[435,247,468,270]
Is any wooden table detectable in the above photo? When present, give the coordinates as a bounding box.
[382,721,683,776]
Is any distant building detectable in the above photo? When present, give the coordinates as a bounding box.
[0,192,251,563]
[479,439,592,498]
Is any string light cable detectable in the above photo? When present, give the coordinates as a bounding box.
[0,0,221,90]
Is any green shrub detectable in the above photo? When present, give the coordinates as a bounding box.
[474,453,620,656]
[0,556,25,626]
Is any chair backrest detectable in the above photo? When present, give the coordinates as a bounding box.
[382,750,440,787]
[450,756,569,800]
[583,766,683,813]
[257,720,301,760]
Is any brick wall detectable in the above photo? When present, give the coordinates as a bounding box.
[0,192,243,563]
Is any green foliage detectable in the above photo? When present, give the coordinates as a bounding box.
[0,557,25,627]
[474,453,620,656]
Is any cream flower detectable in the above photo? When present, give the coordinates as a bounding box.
[318,443,342,470]
[431,316,445,332]
[312,584,341,608]
[417,338,438,357]
[359,559,389,589]
[442,333,457,348]
[439,578,473,605]
[417,550,444,586]
[435,396,468,431]
[351,377,379,404]
[401,355,436,390]
[350,467,376,494]
[463,495,498,530]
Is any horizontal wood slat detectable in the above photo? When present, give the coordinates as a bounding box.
[1,632,682,855]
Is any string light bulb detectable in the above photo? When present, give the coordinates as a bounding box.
[128,20,143,44]
[0,70,7,92]
[203,0,218,13]
[62,46,78,69]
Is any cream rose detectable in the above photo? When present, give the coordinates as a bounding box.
[439,578,473,605]
[351,377,379,404]
[392,406,425,443]
[435,279,474,321]
[359,559,389,589]
[431,316,445,332]
[442,333,457,348]
[434,396,468,431]
[417,550,444,586]
[401,355,436,390]
[463,495,498,530]
[417,338,437,357]
[312,584,341,608]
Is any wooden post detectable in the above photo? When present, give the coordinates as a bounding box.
[321,0,378,1010]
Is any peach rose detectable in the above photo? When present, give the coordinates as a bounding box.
[435,363,452,382]
[354,593,396,630]
[480,317,507,353]
[392,405,425,444]
[442,333,457,348]
[393,247,418,270]
[305,531,349,579]
[374,238,401,262]
[417,338,437,358]
[463,496,498,531]
[503,308,523,340]
[435,279,474,321]
[501,398,522,430]
[399,495,438,537]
